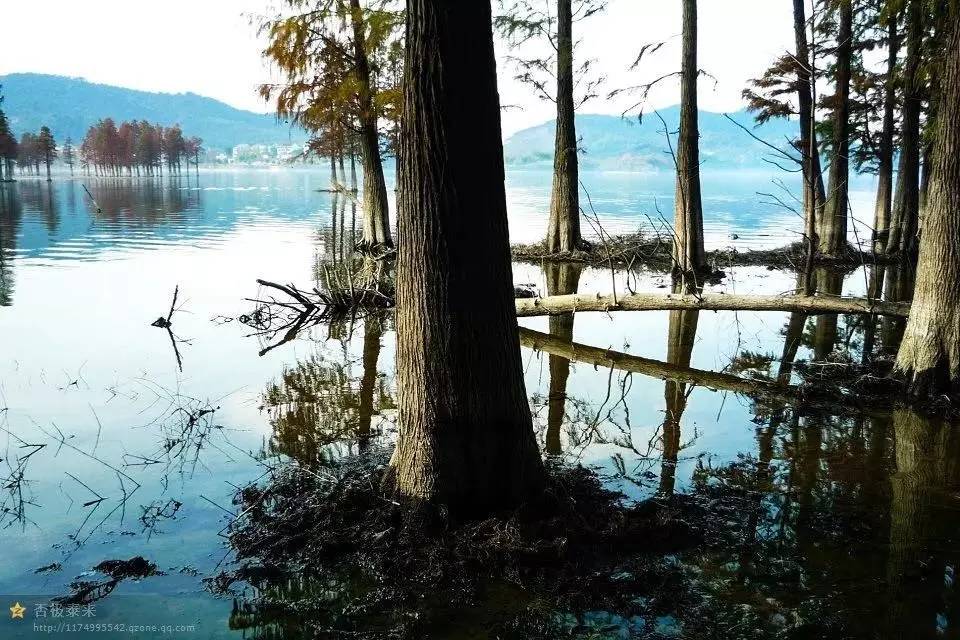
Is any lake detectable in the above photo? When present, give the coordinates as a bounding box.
[0,169,957,639]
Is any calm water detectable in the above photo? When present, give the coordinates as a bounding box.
[0,169,956,639]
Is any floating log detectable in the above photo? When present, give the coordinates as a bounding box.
[515,292,909,318]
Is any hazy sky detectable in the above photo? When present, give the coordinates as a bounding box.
[1,0,794,137]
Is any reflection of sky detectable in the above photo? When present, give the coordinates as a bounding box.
[0,169,875,629]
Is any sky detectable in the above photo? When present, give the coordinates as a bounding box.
[0,0,795,137]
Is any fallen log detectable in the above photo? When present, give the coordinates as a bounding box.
[518,327,893,417]
[515,292,909,318]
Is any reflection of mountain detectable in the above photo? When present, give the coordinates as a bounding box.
[0,187,22,306]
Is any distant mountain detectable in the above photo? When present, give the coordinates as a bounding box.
[504,107,799,170]
[0,73,305,151]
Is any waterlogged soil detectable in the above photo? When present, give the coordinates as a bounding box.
[0,172,957,639]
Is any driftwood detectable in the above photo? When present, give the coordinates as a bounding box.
[518,327,893,417]
[515,292,910,318]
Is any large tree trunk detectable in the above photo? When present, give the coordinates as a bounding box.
[673,0,706,275]
[886,0,922,257]
[515,291,909,318]
[873,12,899,252]
[818,0,852,257]
[894,16,960,397]
[350,0,393,250]
[793,0,826,243]
[390,0,545,512]
[545,0,581,254]
[544,262,582,455]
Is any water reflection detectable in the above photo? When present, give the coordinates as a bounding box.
[262,314,393,467]
[0,186,20,305]
[545,262,582,455]
[659,284,699,496]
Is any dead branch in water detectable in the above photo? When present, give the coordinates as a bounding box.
[241,266,394,356]
[150,286,186,372]
[515,291,910,318]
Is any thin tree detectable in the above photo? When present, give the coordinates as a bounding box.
[893,10,960,397]
[496,0,605,254]
[818,0,853,257]
[37,126,57,182]
[259,0,401,251]
[872,3,899,252]
[673,0,706,274]
[885,0,922,256]
[389,0,545,511]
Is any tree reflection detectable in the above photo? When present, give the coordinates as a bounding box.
[262,314,393,467]
[659,284,699,496]
[0,185,21,306]
[544,262,582,455]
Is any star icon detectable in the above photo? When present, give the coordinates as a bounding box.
[9,602,26,619]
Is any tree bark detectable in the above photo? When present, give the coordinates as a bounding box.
[545,262,582,455]
[350,0,393,249]
[886,0,922,256]
[818,0,852,257]
[545,0,581,254]
[515,291,909,318]
[873,12,899,252]
[390,0,545,512]
[793,0,826,242]
[673,0,706,275]
[894,15,960,397]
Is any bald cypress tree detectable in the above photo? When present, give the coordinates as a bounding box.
[673,0,707,275]
[389,0,545,512]
[37,126,57,182]
[894,9,960,397]
[818,0,852,257]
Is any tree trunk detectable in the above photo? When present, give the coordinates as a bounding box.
[515,291,909,318]
[873,12,899,252]
[350,0,393,249]
[894,16,960,397]
[545,0,581,254]
[390,0,545,512]
[793,0,826,243]
[886,0,922,256]
[673,0,706,275]
[544,262,582,455]
[818,0,852,257]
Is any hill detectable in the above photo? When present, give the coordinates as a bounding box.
[504,107,798,171]
[0,73,305,151]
